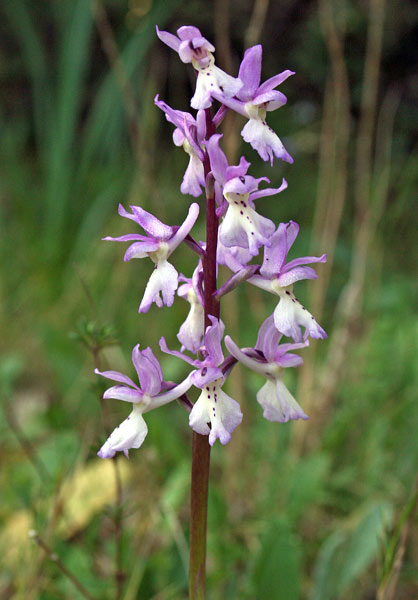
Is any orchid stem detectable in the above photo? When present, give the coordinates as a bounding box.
[189,109,219,600]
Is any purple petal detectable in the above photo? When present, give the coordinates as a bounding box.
[223,175,269,195]
[150,375,194,410]
[207,134,228,185]
[94,368,139,390]
[159,336,197,367]
[275,353,304,368]
[204,316,225,366]
[190,366,224,388]
[237,45,262,101]
[129,205,173,240]
[255,315,281,362]
[123,240,160,261]
[257,70,295,95]
[284,253,327,272]
[183,116,204,160]
[249,178,288,203]
[167,203,200,253]
[217,241,253,271]
[285,223,299,255]
[177,25,203,41]
[156,26,180,52]
[276,266,318,287]
[215,265,259,299]
[225,336,269,377]
[255,314,275,351]
[132,345,162,396]
[102,233,149,242]
[211,92,248,118]
[260,223,289,278]
[225,156,251,181]
[154,95,186,131]
[103,385,144,403]
[253,90,287,109]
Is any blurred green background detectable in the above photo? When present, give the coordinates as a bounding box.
[1,0,417,598]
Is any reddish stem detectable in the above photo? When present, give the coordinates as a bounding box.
[188,109,219,599]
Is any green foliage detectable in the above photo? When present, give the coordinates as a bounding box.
[310,501,393,600]
[251,520,302,600]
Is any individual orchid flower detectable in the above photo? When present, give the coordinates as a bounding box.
[213,45,294,165]
[208,134,288,256]
[248,221,327,341]
[103,203,199,313]
[95,345,193,457]
[156,25,242,109]
[154,95,206,197]
[160,316,243,446]
[225,315,309,422]
[177,262,205,353]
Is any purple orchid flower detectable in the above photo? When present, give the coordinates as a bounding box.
[155,95,206,197]
[156,25,242,110]
[208,134,288,256]
[103,202,199,313]
[95,345,193,457]
[177,261,205,353]
[213,45,294,165]
[248,221,327,341]
[160,316,242,446]
[225,315,308,422]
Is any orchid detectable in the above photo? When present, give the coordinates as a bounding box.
[156,25,242,109]
[213,45,294,165]
[92,24,328,595]
[103,202,199,313]
[154,95,206,197]
[160,317,243,446]
[225,315,309,422]
[208,134,288,256]
[248,221,327,341]
[95,345,192,457]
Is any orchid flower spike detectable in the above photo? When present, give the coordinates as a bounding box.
[95,345,193,457]
[213,45,294,165]
[208,134,288,256]
[226,315,309,422]
[249,221,327,341]
[103,203,199,313]
[155,95,206,197]
[160,316,243,445]
[156,25,242,109]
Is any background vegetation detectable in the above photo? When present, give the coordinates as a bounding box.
[0,0,417,598]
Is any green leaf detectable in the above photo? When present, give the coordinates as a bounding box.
[252,521,302,600]
[310,501,393,600]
